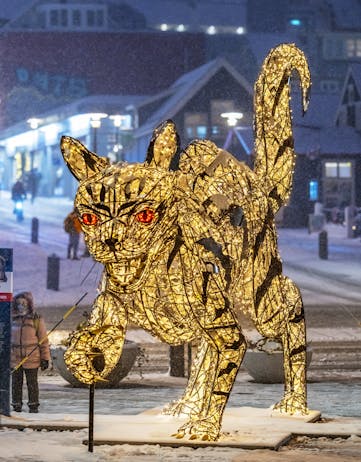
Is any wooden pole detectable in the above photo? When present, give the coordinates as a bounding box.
[88,384,95,452]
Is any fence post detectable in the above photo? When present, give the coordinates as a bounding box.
[31,217,39,244]
[47,254,60,290]
[319,230,328,260]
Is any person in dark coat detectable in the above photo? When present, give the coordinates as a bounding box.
[11,292,50,413]
[64,209,82,260]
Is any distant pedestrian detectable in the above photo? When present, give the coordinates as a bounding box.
[11,179,27,221]
[11,291,50,413]
[11,179,26,203]
[27,168,42,203]
[64,209,82,260]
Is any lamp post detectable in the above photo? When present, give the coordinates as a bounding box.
[89,113,107,153]
[220,112,252,163]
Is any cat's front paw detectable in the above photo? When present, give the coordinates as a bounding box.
[173,417,221,441]
[64,325,124,385]
[272,392,308,415]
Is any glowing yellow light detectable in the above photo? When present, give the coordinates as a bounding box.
[61,43,311,441]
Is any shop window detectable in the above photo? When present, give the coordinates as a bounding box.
[323,161,353,208]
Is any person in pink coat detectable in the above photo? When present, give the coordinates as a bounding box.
[11,291,50,413]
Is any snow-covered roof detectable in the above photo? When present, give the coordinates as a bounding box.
[1,0,247,30]
[329,0,361,30]
[292,92,341,129]
[294,125,361,156]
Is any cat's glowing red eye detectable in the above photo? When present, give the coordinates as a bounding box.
[81,213,98,226]
[135,208,156,224]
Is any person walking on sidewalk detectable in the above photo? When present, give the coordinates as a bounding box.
[64,208,82,260]
[11,291,50,413]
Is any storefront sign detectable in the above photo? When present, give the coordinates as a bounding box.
[0,249,13,417]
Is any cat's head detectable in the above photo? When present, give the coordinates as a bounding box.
[61,121,183,286]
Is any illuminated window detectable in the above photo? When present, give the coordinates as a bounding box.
[184,112,207,139]
[339,162,352,178]
[196,126,207,138]
[325,161,352,178]
[325,162,338,177]
[346,38,361,58]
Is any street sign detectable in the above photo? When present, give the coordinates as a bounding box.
[0,249,13,417]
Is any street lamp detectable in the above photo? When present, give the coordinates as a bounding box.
[220,112,243,127]
[89,113,107,152]
[220,112,252,163]
[27,118,41,130]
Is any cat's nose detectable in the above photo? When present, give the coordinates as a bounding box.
[104,237,118,247]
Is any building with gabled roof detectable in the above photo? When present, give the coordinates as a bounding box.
[130,57,253,161]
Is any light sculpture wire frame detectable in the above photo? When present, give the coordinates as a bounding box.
[61,43,311,441]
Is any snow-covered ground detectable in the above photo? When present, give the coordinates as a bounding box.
[1,190,361,461]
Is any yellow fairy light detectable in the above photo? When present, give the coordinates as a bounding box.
[61,43,311,441]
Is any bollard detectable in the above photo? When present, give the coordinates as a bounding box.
[319,230,328,260]
[169,345,185,377]
[47,253,60,290]
[31,217,39,244]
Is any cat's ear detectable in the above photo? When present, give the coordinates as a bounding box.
[60,136,110,181]
[145,120,179,169]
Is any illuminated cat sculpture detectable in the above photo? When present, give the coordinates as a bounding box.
[62,44,311,441]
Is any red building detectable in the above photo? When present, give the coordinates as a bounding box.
[0,31,206,129]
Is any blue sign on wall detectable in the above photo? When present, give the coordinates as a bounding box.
[0,248,13,417]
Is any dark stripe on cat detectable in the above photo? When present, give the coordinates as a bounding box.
[213,391,230,397]
[218,362,238,377]
[167,232,184,270]
[254,207,273,258]
[273,136,294,165]
[290,308,305,324]
[290,345,306,357]
[272,72,289,115]
[255,256,283,313]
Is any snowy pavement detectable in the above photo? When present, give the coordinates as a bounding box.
[1,190,361,460]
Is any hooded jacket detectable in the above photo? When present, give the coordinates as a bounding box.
[11,292,50,369]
